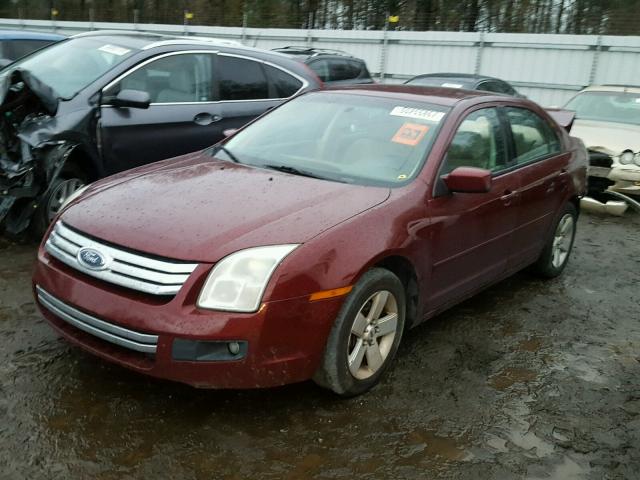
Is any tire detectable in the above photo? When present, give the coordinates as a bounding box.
[532,202,577,278]
[313,268,406,396]
[30,165,87,238]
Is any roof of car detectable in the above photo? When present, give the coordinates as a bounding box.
[0,29,65,41]
[272,46,357,60]
[581,85,640,94]
[70,30,301,59]
[322,84,498,106]
[71,30,241,48]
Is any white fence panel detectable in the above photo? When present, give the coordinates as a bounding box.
[0,18,638,106]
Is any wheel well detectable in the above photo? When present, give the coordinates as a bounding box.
[374,256,419,328]
[63,147,98,182]
[569,196,581,217]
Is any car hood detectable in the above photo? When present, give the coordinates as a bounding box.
[61,152,391,262]
[571,119,640,155]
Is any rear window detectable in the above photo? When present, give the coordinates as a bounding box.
[218,55,269,101]
[264,64,302,98]
[406,77,469,89]
[329,60,361,81]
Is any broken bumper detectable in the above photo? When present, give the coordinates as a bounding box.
[589,166,640,197]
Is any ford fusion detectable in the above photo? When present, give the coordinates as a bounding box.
[33,86,587,396]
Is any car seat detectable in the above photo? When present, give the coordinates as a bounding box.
[445,131,489,173]
[156,69,197,103]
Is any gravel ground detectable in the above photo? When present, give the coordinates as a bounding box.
[0,211,639,479]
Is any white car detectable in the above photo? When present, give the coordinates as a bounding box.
[565,85,640,197]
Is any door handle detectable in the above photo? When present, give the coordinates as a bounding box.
[193,113,222,126]
[500,190,518,206]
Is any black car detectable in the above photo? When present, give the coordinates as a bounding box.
[0,29,65,68]
[0,31,321,236]
[272,46,374,86]
[405,73,524,97]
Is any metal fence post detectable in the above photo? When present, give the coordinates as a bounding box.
[89,7,95,30]
[306,12,313,46]
[241,11,247,45]
[474,30,485,74]
[134,9,140,29]
[589,35,603,85]
[379,17,389,82]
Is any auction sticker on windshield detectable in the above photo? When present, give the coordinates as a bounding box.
[391,122,430,146]
[98,44,131,56]
[390,106,445,123]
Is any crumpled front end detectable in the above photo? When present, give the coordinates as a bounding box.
[587,146,640,198]
[0,69,78,235]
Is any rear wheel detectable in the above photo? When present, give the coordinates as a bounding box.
[532,203,577,278]
[314,268,405,396]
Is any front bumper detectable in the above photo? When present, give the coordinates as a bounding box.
[588,166,640,196]
[33,246,344,389]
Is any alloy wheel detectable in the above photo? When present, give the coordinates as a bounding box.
[47,178,85,221]
[347,290,399,380]
[551,213,575,269]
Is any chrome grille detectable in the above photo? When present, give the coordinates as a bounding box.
[36,286,158,354]
[45,221,198,296]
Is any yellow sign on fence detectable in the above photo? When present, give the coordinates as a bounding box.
[389,15,399,23]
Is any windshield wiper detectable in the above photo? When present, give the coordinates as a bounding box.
[263,164,329,180]
[211,145,240,163]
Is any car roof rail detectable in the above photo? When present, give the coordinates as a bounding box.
[273,45,353,57]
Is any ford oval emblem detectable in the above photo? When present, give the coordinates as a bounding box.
[77,247,110,271]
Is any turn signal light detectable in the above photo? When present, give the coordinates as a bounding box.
[309,286,353,302]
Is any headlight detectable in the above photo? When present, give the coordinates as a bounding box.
[619,151,634,165]
[60,184,89,211]
[197,244,299,312]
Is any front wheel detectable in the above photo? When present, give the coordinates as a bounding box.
[532,203,577,278]
[313,268,406,396]
[31,167,87,238]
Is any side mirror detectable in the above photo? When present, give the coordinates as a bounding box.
[109,89,151,109]
[443,167,492,193]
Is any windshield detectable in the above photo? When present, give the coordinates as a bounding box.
[565,91,640,126]
[2,37,138,100]
[220,92,449,187]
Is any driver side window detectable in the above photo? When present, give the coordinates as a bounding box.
[104,53,214,104]
[441,108,506,175]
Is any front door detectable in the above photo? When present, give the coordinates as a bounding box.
[99,51,223,175]
[427,107,519,311]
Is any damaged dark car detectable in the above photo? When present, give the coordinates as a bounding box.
[0,31,321,237]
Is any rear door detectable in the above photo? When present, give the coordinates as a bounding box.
[501,106,569,268]
[99,51,221,174]
[214,54,293,135]
[427,106,520,310]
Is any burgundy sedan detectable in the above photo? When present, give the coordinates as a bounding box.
[32,86,587,396]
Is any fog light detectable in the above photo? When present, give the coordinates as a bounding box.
[172,339,247,361]
[228,342,241,355]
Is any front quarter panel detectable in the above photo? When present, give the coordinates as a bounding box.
[265,184,431,308]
